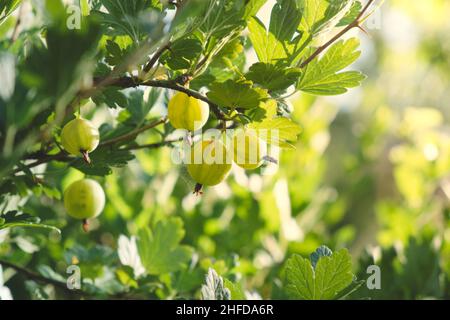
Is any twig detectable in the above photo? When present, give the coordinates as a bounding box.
[121,137,184,151]
[195,54,209,73]
[10,3,24,44]
[12,120,174,174]
[142,41,171,73]
[12,152,69,174]
[0,259,90,297]
[93,76,226,120]
[299,0,376,69]
[100,117,168,147]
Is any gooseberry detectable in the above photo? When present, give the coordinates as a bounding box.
[168,92,209,131]
[63,179,105,232]
[186,139,232,194]
[233,129,266,170]
[61,118,100,163]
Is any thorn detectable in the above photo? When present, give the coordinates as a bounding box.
[262,155,278,165]
[81,150,91,164]
[193,183,203,196]
[82,219,89,233]
[176,74,193,86]
[184,132,193,146]
[357,24,370,37]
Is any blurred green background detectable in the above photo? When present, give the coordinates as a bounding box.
[1,0,449,300]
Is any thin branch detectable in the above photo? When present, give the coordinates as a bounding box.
[10,3,24,44]
[299,0,376,69]
[121,137,184,151]
[93,76,226,120]
[195,54,210,73]
[12,119,173,174]
[100,117,168,147]
[12,152,69,174]
[0,259,90,297]
[142,41,171,73]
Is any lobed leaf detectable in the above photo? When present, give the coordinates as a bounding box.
[285,248,354,300]
[207,79,268,109]
[137,217,193,275]
[297,38,366,95]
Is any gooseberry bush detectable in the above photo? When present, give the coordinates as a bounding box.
[4,0,446,301]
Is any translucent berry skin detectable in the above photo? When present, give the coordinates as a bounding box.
[168,92,209,131]
[233,130,266,170]
[61,118,100,156]
[187,140,232,186]
[64,179,105,220]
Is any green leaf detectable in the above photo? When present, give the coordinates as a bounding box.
[248,0,304,64]
[25,281,50,300]
[104,38,135,67]
[248,117,301,148]
[209,37,244,69]
[310,245,333,269]
[337,1,362,27]
[334,279,365,300]
[93,0,162,41]
[0,211,60,233]
[246,62,301,92]
[248,17,288,64]
[20,9,101,104]
[224,278,246,300]
[201,268,231,300]
[243,0,266,19]
[200,0,245,39]
[0,0,21,25]
[191,38,245,90]
[249,99,278,122]
[314,250,354,299]
[160,38,203,70]
[285,254,315,299]
[120,89,159,125]
[352,236,444,299]
[299,0,355,36]
[116,268,138,288]
[297,38,366,96]
[65,244,118,266]
[285,248,354,300]
[92,87,129,109]
[269,0,302,42]
[400,237,442,298]
[137,217,193,275]
[300,71,365,96]
[71,147,135,176]
[37,265,66,282]
[207,79,268,109]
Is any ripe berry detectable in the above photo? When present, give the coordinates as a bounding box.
[63,179,105,232]
[233,129,266,170]
[61,118,100,163]
[186,139,232,194]
[168,92,209,131]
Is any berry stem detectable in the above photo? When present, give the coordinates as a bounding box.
[81,150,91,164]
[77,102,81,118]
[194,183,203,195]
[82,219,89,233]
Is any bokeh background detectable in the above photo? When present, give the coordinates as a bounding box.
[1,0,449,299]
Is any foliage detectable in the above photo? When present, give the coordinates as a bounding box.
[0,0,449,301]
